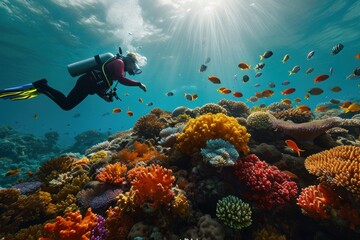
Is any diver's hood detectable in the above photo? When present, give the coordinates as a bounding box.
[126,58,142,75]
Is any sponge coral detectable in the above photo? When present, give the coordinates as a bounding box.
[177,113,250,155]
[304,145,360,200]
[216,195,252,230]
[200,139,239,167]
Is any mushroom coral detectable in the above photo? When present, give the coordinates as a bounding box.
[304,145,360,200]
[177,113,250,155]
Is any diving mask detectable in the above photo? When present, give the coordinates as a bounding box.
[126,56,142,75]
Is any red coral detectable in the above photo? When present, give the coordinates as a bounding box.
[96,162,127,186]
[40,208,98,240]
[130,164,175,208]
[234,154,298,209]
[297,185,329,220]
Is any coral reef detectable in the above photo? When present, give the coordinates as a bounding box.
[247,111,276,130]
[96,162,127,186]
[297,184,330,219]
[216,195,252,230]
[235,154,298,209]
[133,113,166,139]
[267,102,292,112]
[200,139,239,167]
[304,145,360,200]
[218,99,251,118]
[271,108,313,123]
[177,113,250,155]
[199,103,228,115]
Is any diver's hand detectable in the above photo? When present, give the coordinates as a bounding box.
[139,83,147,92]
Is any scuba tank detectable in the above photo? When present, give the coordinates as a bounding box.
[67,52,115,77]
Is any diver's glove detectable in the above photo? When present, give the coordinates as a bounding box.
[139,83,147,92]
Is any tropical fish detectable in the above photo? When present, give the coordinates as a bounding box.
[112,108,121,113]
[146,102,153,106]
[294,97,301,103]
[296,105,311,112]
[281,99,292,105]
[238,62,251,70]
[208,75,221,84]
[281,88,296,95]
[343,103,360,113]
[306,67,314,75]
[304,93,310,99]
[315,106,329,112]
[260,50,273,60]
[254,83,261,87]
[282,54,290,63]
[199,64,207,72]
[255,72,262,78]
[339,101,352,109]
[346,73,360,80]
[259,103,267,108]
[354,66,360,76]
[307,50,315,60]
[330,86,342,92]
[242,75,250,83]
[261,89,274,97]
[289,65,301,75]
[138,98,143,103]
[217,88,231,94]
[285,140,304,157]
[329,99,340,104]
[192,93,198,100]
[329,67,333,75]
[331,43,344,55]
[268,82,275,88]
[247,96,258,102]
[184,93,194,100]
[255,92,263,98]
[308,87,324,95]
[232,91,243,98]
[282,80,290,85]
[166,91,174,96]
[314,74,329,83]
[254,62,265,71]
[5,169,21,176]
[127,111,134,116]
[282,170,299,181]
[205,57,211,64]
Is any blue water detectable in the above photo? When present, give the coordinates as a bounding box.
[0,0,359,147]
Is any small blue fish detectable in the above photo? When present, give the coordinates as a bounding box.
[289,65,301,75]
[331,43,344,55]
[268,82,275,88]
[254,62,265,71]
[242,75,250,83]
[307,50,315,60]
[260,51,273,60]
[282,80,290,85]
[255,72,262,78]
[254,83,261,87]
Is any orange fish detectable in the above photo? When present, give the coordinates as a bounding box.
[314,74,329,83]
[296,105,311,112]
[281,99,292,105]
[232,91,243,98]
[330,86,342,92]
[315,106,329,112]
[304,93,310,100]
[285,139,305,157]
[208,76,221,84]
[112,108,121,113]
[261,89,274,97]
[281,88,296,95]
[355,54,360,59]
[218,88,231,94]
[5,169,21,176]
[282,170,299,181]
[294,97,302,103]
[192,93,198,100]
[339,101,352,109]
[255,92,263,98]
[127,111,134,116]
[238,62,251,70]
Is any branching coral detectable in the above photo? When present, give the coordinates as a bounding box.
[304,145,360,200]
[216,195,252,230]
[130,164,175,208]
[96,162,127,186]
[40,208,98,240]
[177,113,250,155]
[200,139,239,167]
[171,193,190,219]
[133,113,166,139]
[235,154,298,209]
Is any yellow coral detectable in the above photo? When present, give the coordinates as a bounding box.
[177,113,250,155]
[90,150,108,163]
[305,145,360,200]
[116,187,138,213]
[172,193,190,218]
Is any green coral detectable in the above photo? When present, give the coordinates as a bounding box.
[216,195,252,230]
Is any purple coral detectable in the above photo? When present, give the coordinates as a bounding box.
[90,215,108,240]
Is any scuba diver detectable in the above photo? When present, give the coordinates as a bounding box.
[0,48,147,111]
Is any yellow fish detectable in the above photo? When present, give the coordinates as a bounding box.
[343,103,360,113]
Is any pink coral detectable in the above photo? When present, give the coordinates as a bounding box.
[234,154,298,209]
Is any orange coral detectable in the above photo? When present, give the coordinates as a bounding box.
[116,141,167,166]
[40,208,98,240]
[105,206,134,240]
[297,185,329,220]
[96,162,127,186]
[304,145,360,200]
[131,164,175,208]
[176,113,250,155]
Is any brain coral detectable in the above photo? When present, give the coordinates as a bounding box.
[247,111,276,130]
[218,99,251,118]
[177,113,250,155]
[304,145,360,200]
[199,103,227,115]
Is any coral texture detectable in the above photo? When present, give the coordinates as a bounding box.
[133,113,166,139]
[41,208,98,240]
[96,162,127,186]
[199,103,228,115]
[200,139,239,167]
[235,154,298,209]
[304,145,360,199]
[271,108,313,123]
[218,99,251,118]
[216,195,252,230]
[177,113,250,155]
[172,193,190,218]
[247,111,276,130]
[130,164,175,207]
[297,185,330,219]
[105,206,134,240]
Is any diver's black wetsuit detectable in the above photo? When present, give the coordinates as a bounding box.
[33,59,142,111]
